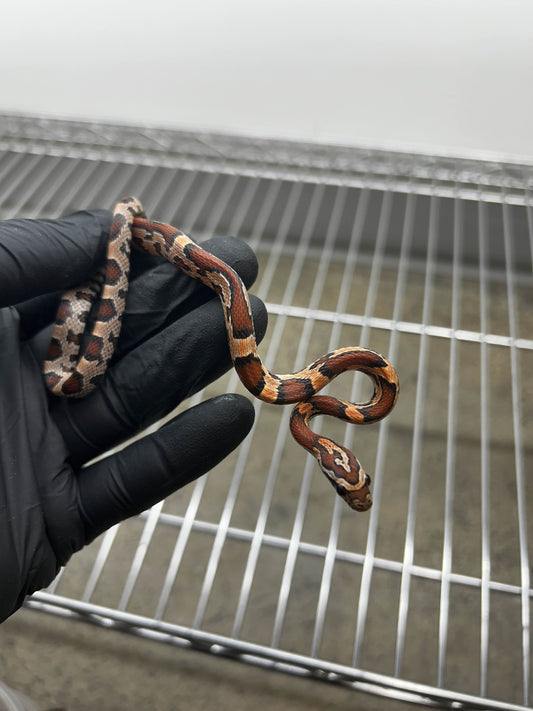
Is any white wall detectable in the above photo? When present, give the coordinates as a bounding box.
[2,0,533,160]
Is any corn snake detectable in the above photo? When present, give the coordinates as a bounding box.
[43,197,399,511]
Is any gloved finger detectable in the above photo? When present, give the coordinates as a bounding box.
[77,394,255,543]
[51,293,268,468]
[0,209,112,308]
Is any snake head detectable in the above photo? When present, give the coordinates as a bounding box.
[341,473,373,511]
[313,438,372,511]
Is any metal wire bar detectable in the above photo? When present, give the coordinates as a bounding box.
[142,508,533,599]
[353,189,416,666]
[312,186,372,659]
[203,174,240,237]
[478,195,492,698]
[527,191,533,273]
[264,303,533,351]
[501,197,531,706]
[1,155,62,218]
[394,191,440,677]
[437,191,463,688]
[0,151,25,190]
[118,501,165,611]
[155,455,208,620]
[23,593,533,711]
[246,179,284,251]
[82,525,120,602]
[258,242,532,287]
[48,160,111,215]
[226,177,263,239]
[0,152,45,209]
[150,169,195,218]
[174,172,219,229]
[23,157,87,216]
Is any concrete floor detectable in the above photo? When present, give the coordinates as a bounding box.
[1,611,413,711]
[1,209,532,710]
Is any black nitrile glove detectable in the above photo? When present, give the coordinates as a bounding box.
[0,207,267,623]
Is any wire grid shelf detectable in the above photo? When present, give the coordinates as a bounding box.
[1,114,532,710]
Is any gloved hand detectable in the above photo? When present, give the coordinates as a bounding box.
[0,207,267,623]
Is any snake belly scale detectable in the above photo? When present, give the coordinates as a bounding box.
[43,197,399,511]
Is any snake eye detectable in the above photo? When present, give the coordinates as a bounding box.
[335,482,348,497]
[364,473,371,487]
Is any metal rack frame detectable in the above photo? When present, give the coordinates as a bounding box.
[1,113,532,710]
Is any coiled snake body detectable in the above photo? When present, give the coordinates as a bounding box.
[43,197,399,511]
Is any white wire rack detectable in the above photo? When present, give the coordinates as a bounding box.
[1,113,532,710]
